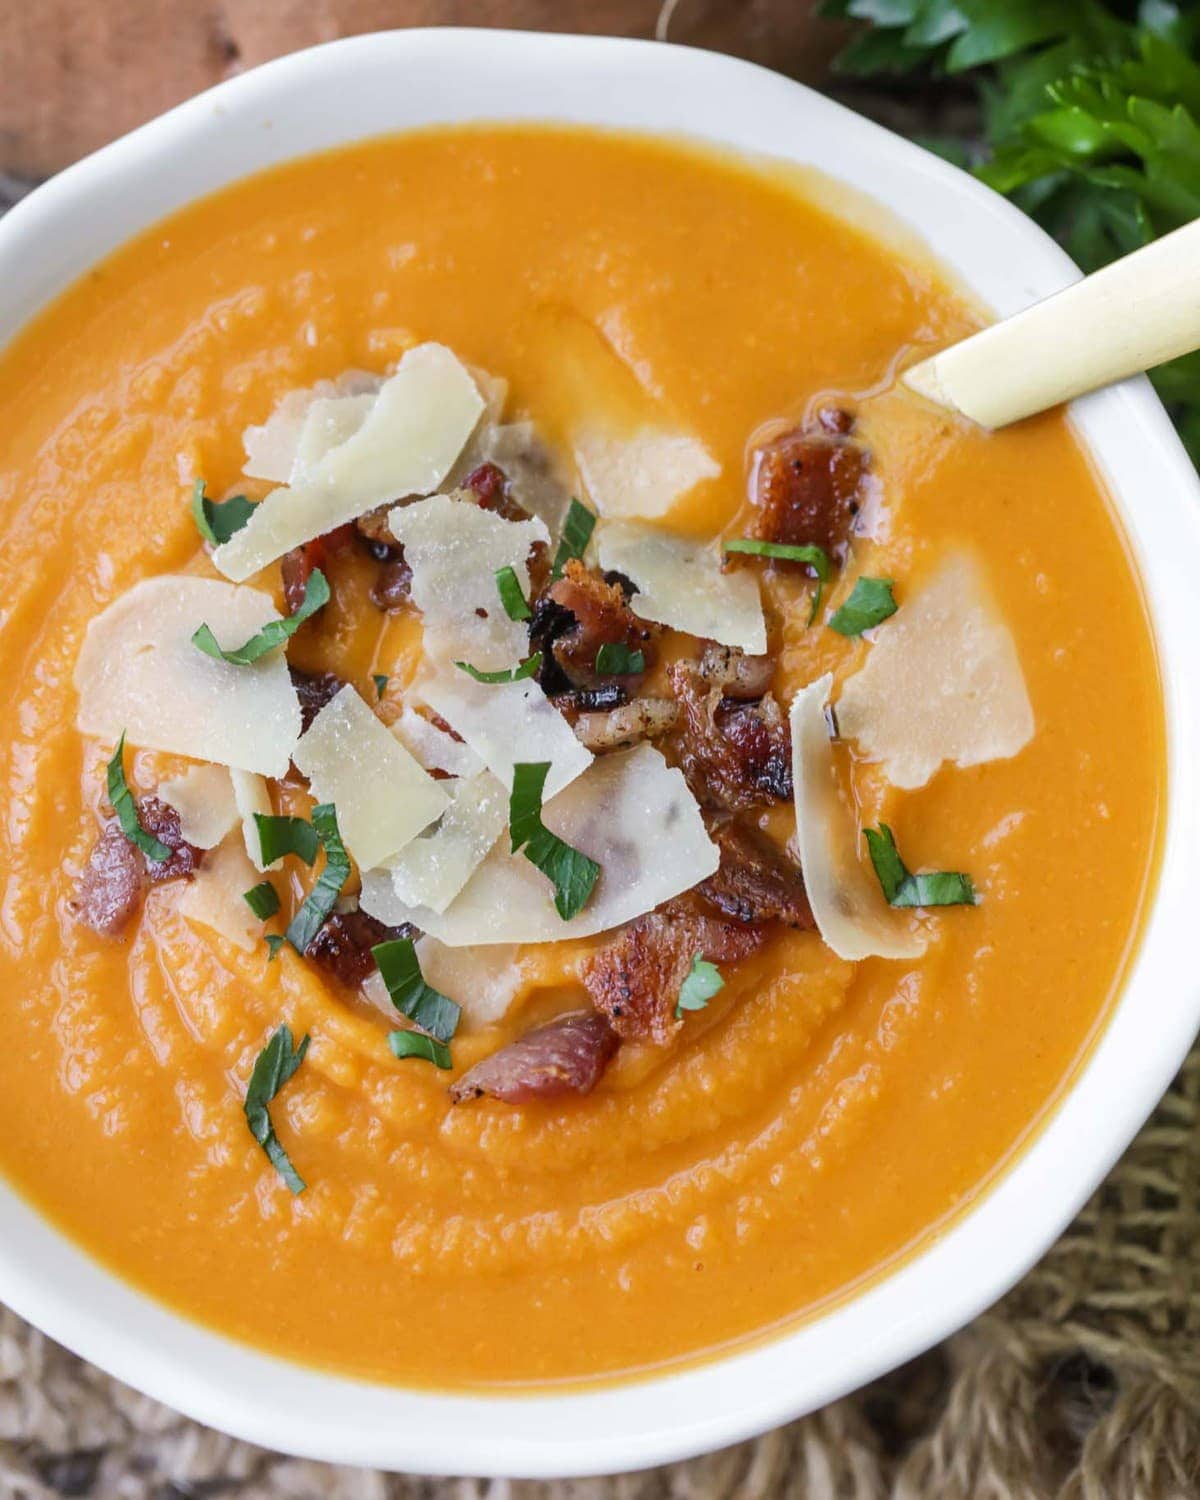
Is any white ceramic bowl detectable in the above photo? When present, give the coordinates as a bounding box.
[1,27,1197,1480]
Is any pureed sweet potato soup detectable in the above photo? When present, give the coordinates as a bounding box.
[0,125,1163,1387]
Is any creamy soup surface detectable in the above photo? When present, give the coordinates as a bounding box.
[0,126,1162,1388]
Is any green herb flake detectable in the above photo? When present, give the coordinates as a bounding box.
[264,933,286,962]
[495,565,532,622]
[372,937,461,1044]
[595,642,646,675]
[243,1024,310,1195]
[372,673,388,700]
[190,479,257,547]
[724,538,832,623]
[192,568,330,666]
[828,577,899,637]
[285,803,351,954]
[864,824,977,909]
[508,761,601,921]
[243,881,281,920]
[105,733,172,863]
[454,651,542,684]
[388,1029,454,1070]
[254,814,320,867]
[674,955,725,1019]
[551,498,596,579]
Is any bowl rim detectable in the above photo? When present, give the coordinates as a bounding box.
[1,26,1198,1480]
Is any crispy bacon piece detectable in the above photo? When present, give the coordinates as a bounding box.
[697,643,774,701]
[531,559,654,695]
[669,660,792,813]
[573,697,678,752]
[306,907,414,988]
[749,419,867,560]
[69,822,145,937]
[137,797,203,883]
[370,555,413,611]
[355,504,401,554]
[450,1011,619,1104]
[280,525,354,615]
[698,821,814,929]
[289,666,346,735]
[583,901,768,1045]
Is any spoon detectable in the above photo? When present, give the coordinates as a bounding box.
[903,216,1200,428]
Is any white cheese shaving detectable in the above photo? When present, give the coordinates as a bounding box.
[242,370,381,482]
[291,393,377,479]
[157,765,239,849]
[390,703,485,778]
[575,426,719,520]
[74,577,302,777]
[387,492,548,670]
[292,685,449,871]
[362,938,527,1030]
[479,421,573,536]
[417,663,592,800]
[836,551,1035,790]
[790,674,923,962]
[176,837,263,953]
[229,768,277,872]
[381,744,718,946]
[214,343,485,582]
[595,520,767,653]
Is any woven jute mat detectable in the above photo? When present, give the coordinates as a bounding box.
[0,1041,1196,1500]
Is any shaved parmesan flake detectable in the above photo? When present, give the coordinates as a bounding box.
[479,421,573,536]
[418,663,591,800]
[575,426,719,520]
[387,492,548,669]
[790,675,923,963]
[596,520,767,653]
[176,837,263,952]
[418,937,526,1028]
[215,343,484,582]
[383,744,718,946]
[158,765,238,849]
[836,552,1035,790]
[74,577,301,777]
[242,370,381,482]
[291,393,377,478]
[230,768,277,871]
[390,703,484,778]
[292,685,448,870]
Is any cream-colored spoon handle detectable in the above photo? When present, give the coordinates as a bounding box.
[904,216,1200,428]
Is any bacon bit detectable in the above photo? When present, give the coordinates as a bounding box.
[450,1011,619,1104]
[306,907,415,989]
[137,797,203,884]
[699,821,814,929]
[280,525,355,615]
[817,405,856,436]
[697,643,774,701]
[68,822,145,937]
[355,505,401,555]
[369,555,413,612]
[573,697,678,752]
[289,666,346,735]
[531,559,654,694]
[669,660,792,813]
[584,901,768,1045]
[749,422,868,560]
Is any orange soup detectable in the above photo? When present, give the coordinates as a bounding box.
[0,126,1162,1388]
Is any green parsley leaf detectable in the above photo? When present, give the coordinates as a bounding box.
[253,814,320,867]
[105,733,172,863]
[674,955,725,1019]
[243,881,280,920]
[372,936,461,1044]
[454,652,542,684]
[265,933,286,961]
[509,761,601,920]
[828,577,899,636]
[285,803,351,954]
[495,565,532,621]
[595,642,646,675]
[192,569,330,666]
[243,1024,310,1195]
[372,673,388,700]
[864,824,977,908]
[388,1030,454,1069]
[724,538,832,623]
[190,479,257,546]
[551,498,596,579]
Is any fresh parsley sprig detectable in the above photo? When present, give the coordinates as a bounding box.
[105,733,172,863]
[829,577,898,636]
[284,803,351,954]
[454,652,542,684]
[674,955,725,1019]
[551,498,597,579]
[865,824,976,908]
[190,479,257,546]
[372,936,461,1053]
[724,538,832,623]
[243,1024,310,1195]
[509,761,601,921]
[193,569,330,666]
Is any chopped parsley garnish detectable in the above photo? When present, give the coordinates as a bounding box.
[595,642,645,675]
[372,673,388,700]
[372,936,461,1045]
[551,498,596,579]
[190,479,257,547]
[243,881,280,920]
[865,825,977,909]
[243,1024,310,1195]
[674,955,725,1019]
[284,803,351,954]
[495,565,531,622]
[454,652,542,684]
[389,1030,453,1069]
[264,933,286,962]
[724,538,832,623]
[509,761,601,921]
[254,814,320,867]
[105,733,171,863]
[192,569,330,666]
[829,577,898,637]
